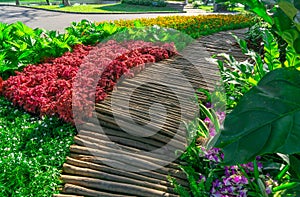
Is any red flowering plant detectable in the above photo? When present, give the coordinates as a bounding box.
[72,40,177,123]
[0,77,3,93]
[2,40,177,123]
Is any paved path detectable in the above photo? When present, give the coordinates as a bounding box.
[0,5,204,32]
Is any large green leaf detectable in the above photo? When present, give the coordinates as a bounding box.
[290,155,300,179]
[214,67,300,165]
[278,0,300,32]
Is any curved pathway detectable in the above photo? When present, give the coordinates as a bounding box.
[55,28,248,197]
[0,5,203,32]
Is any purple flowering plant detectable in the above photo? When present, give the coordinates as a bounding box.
[170,102,278,197]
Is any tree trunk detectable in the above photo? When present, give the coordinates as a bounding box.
[46,0,50,5]
[16,0,20,5]
[62,0,71,6]
[203,0,209,5]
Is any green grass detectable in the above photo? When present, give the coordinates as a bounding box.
[197,5,213,12]
[198,5,245,12]
[0,97,76,197]
[33,3,179,13]
[0,0,58,3]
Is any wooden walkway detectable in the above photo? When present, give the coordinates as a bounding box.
[54,29,248,197]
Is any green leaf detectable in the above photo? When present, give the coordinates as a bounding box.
[284,46,300,67]
[273,182,300,193]
[232,33,248,54]
[289,155,300,179]
[281,29,299,46]
[0,64,18,72]
[278,0,298,20]
[295,1,300,10]
[257,178,268,197]
[276,164,290,180]
[133,20,143,28]
[13,22,35,36]
[273,8,294,32]
[0,52,6,62]
[293,37,300,54]
[278,0,300,32]
[252,6,273,25]
[263,29,282,70]
[18,50,33,61]
[215,67,300,165]
[102,23,118,35]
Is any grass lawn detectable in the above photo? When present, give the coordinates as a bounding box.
[198,5,245,12]
[0,0,55,3]
[33,3,179,13]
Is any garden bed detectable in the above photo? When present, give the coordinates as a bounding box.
[4,11,297,196]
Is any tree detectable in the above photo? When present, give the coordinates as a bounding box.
[16,0,20,5]
[62,0,71,6]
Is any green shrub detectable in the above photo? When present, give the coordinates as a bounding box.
[0,22,79,79]
[121,0,166,7]
[192,1,203,8]
[151,0,166,7]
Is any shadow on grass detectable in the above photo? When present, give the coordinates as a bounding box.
[98,3,178,12]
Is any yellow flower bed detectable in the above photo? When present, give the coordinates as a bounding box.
[98,14,255,38]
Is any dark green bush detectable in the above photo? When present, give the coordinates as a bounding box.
[121,0,166,7]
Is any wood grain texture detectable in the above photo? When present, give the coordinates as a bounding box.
[58,29,248,196]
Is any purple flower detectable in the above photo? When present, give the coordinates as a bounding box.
[197,174,206,183]
[204,117,211,125]
[209,127,217,137]
[240,176,248,184]
[210,171,249,196]
[205,102,213,108]
[223,177,231,186]
[202,147,223,164]
[220,153,224,160]
[232,175,248,185]
[216,111,226,124]
[212,179,222,188]
[224,186,235,193]
[239,189,247,197]
[266,186,272,194]
[233,176,241,183]
[224,166,231,177]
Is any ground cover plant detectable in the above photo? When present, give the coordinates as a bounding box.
[169,103,276,196]
[0,96,75,196]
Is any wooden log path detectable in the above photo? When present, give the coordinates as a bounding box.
[55,29,248,197]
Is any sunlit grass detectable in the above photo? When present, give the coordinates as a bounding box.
[33,3,179,13]
[198,5,245,12]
